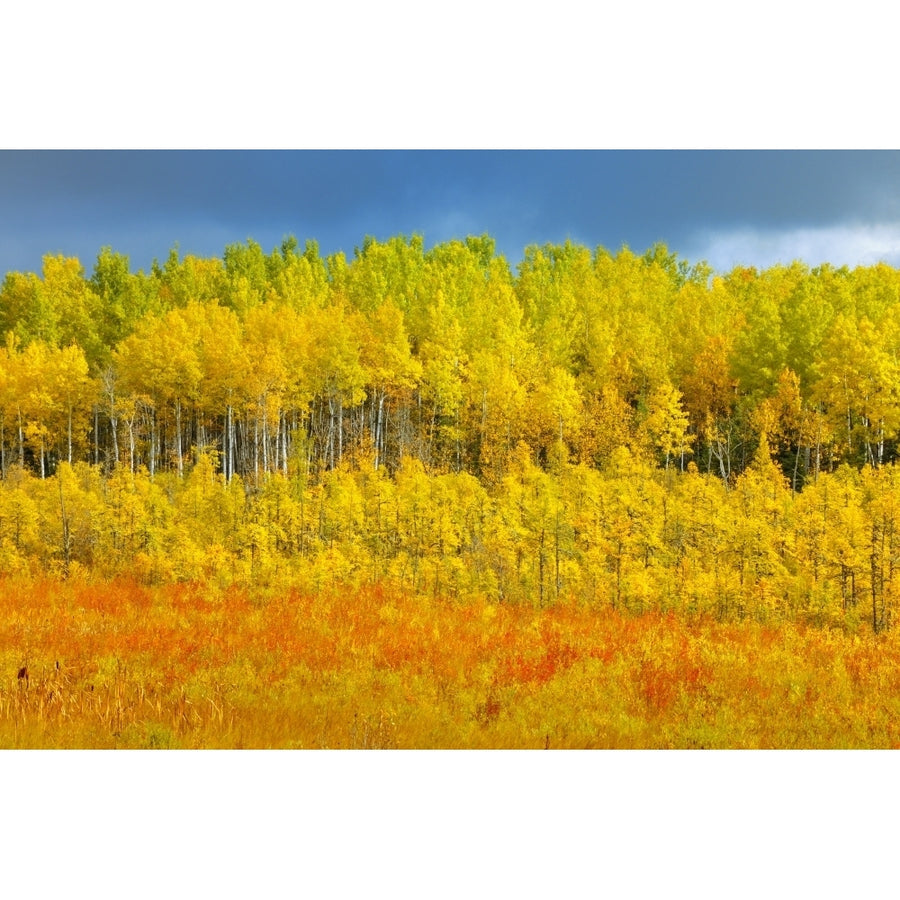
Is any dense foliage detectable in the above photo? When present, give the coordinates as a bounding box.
[6,235,900,484]
[1,452,899,635]
[5,235,900,747]
[2,236,900,629]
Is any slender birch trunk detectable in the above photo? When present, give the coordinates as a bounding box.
[175,399,184,477]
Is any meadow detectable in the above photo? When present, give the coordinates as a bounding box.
[4,576,900,749]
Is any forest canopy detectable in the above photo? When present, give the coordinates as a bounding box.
[3,233,898,484]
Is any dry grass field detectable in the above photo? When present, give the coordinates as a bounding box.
[3,576,900,749]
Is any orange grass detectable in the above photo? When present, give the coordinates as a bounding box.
[2,576,900,748]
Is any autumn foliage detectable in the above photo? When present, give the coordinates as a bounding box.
[6,237,900,485]
[4,235,900,747]
[5,577,900,749]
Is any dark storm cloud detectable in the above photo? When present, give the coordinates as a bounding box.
[2,150,900,276]
[495,151,900,250]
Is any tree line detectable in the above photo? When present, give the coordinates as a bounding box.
[4,234,900,486]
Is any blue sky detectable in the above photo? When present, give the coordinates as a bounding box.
[3,150,900,279]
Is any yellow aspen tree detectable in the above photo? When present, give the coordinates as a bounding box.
[47,344,95,466]
[526,366,582,468]
[304,301,368,472]
[813,314,900,467]
[15,341,56,477]
[270,239,331,312]
[39,255,103,365]
[359,299,422,471]
[416,291,467,471]
[192,302,248,479]
[639,381,693,471]
[575,384,634,469]
[114,307,203,477]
